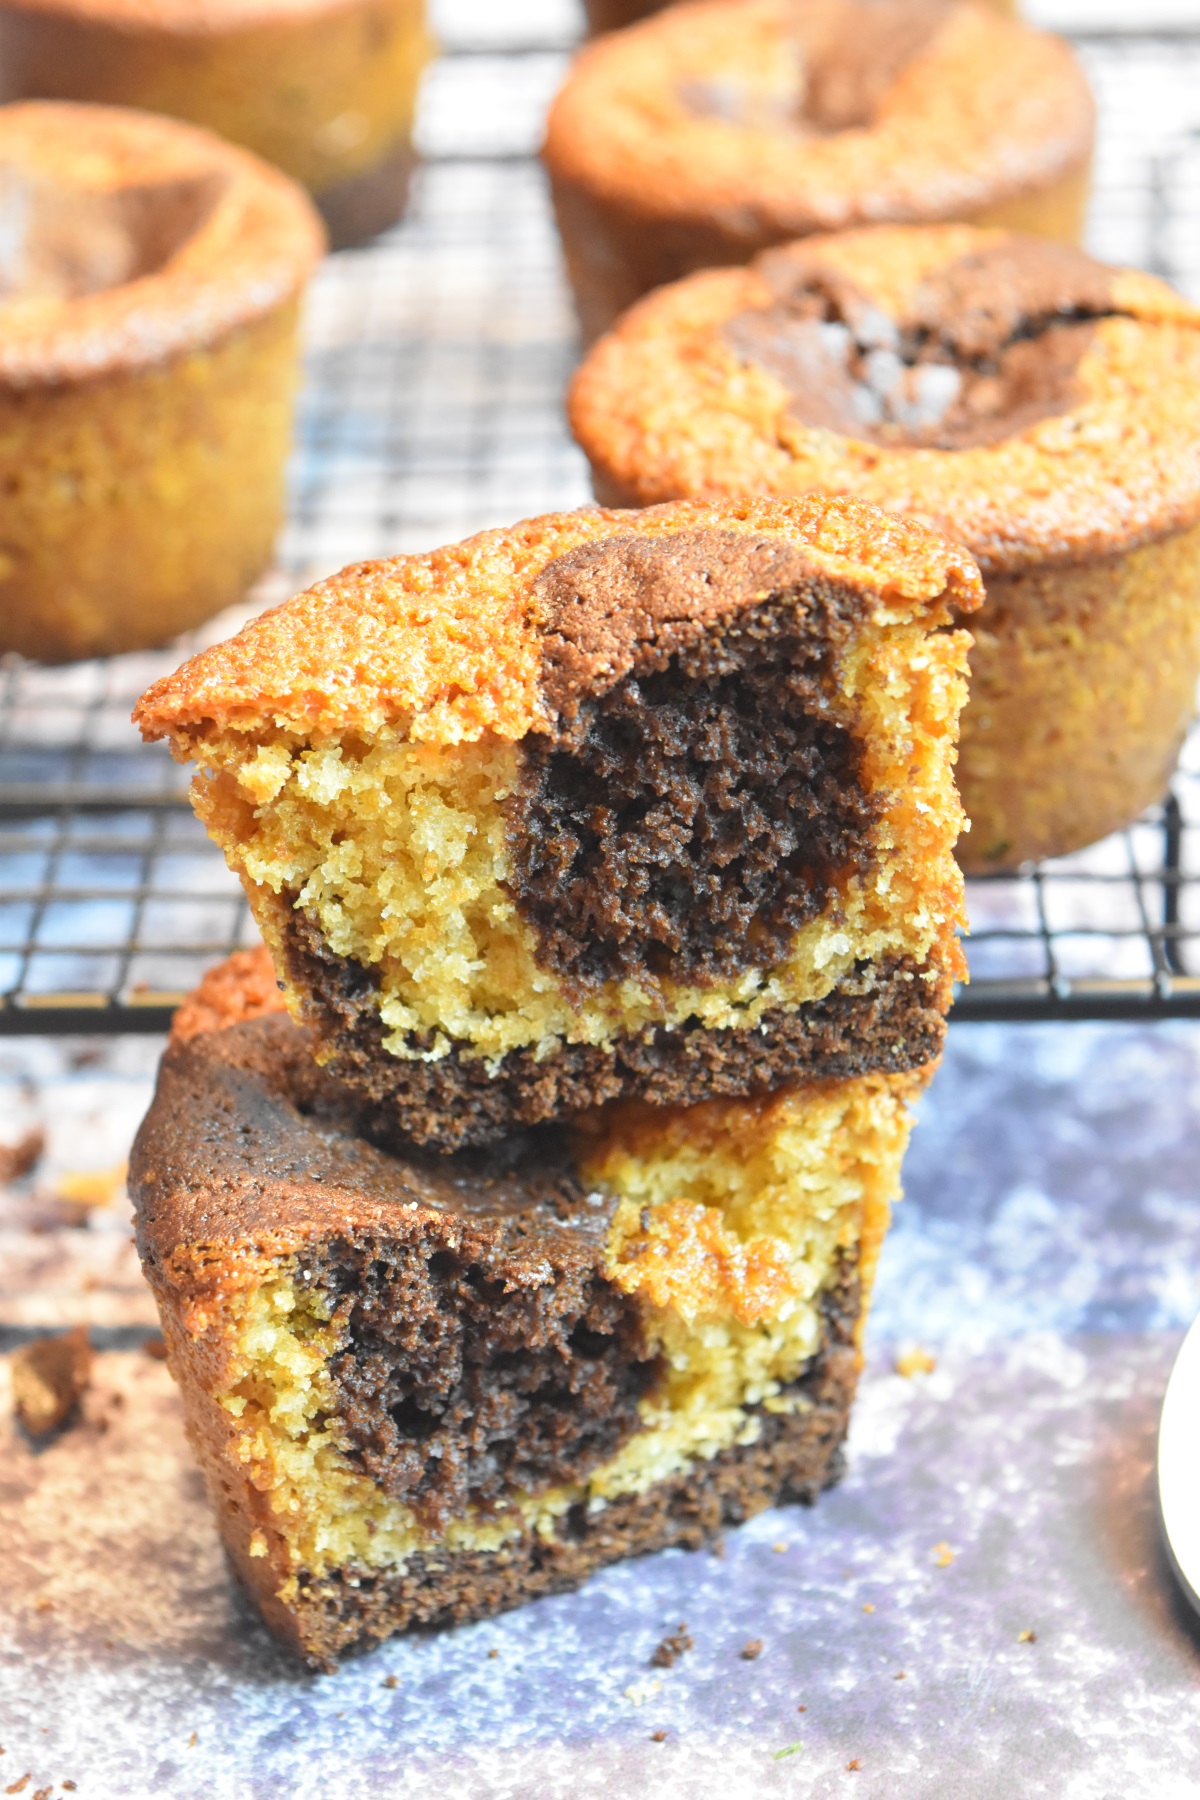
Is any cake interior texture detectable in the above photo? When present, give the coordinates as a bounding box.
[131,956,928,1666]
[137,504,976,1145]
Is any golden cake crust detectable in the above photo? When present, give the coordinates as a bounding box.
[544,0,1093,240]
[170,944,287,1043]
[134,495,982,746]
[567,227,1200,575]
[0,101,325,388]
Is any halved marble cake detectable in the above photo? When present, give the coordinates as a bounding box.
[130,952,930,1667]
[135,496,981,1148]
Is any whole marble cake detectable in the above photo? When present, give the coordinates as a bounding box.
[135,497,981,1149]
[131,950,929,1669]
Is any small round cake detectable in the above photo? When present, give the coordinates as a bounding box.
[0,101,325,664]
[568,226,1200,869]
[583,0,1017,34]
[544,0,1094,343]
[0,0,430,248]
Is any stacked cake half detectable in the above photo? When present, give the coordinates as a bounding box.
[131,495,981,1666]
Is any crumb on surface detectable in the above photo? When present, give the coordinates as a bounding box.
[34,1596,52,1614]
[847,1760,862,1772]
[740,1639,764,1661]
[1018,1629,1037,1643]
[12,1328,92,1438]
[651,1624,693,1668]
[0,1127,44,1184]
[382,1675,398,1689]
[55,1162,127,1212]
[797,1705,806,1713]
[5,1777,30,1795]
[650,1730,667,1743]
[772,1541,788,1553]
[894,1671,906,1680]
[862,1603,875,1613]
[932,1542,956,1568]
[895,1346,937,1377]
[187,1733,198,1748]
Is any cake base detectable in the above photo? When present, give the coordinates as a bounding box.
[316,139,416,251]
[261,1314,856,1669]
[283,909,948,1150]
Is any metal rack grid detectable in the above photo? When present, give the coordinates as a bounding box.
[2,7,1200,1033]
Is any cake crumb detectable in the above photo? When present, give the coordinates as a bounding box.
[932,1542,956,1568]
[847,1760,862,1772]
[796,1705,806,1713]
[34,1597,52,1614]
[487,1649,499,1660]
[31,1786,51,1800]
[651,1624,692,1668]
[55,1162,126,1212]
[862,1603,875,1613]
[12,1329,92,1437]
[187,1733,198,1748]
[0,1128,44,1183]
[1017,1629,1037,1643]
[650,1730,667,1743]
[5,1777,30,1795]
[740,1639,763,1661]
[894,1671,906,1680]
[896,1346,936,1378]
[772,1542,788,1554]
[382,1675,399,1689]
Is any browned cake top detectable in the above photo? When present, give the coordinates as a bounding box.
[0,102,325,388]
[544,0,1093,236]
[569,227,1200,573]
[134,494,982,745]
[0,0,363,32]
[133,1006,612,1275]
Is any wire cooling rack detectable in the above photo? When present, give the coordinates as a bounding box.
[2,1,1200,1033]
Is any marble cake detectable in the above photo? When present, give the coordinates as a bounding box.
[130,952,929,1667]
[135,496,980,1148]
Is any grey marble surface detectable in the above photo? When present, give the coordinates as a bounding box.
[3,1022,1200,1798]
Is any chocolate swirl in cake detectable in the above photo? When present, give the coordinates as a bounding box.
[507,529,881,993]
[725,239,1121,450]
[682,0,949,135]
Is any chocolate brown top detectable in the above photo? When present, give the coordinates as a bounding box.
[508,529,880,992]
[132,1014,614,1262]
[684,0,947,135]
[725,239,1119,450]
